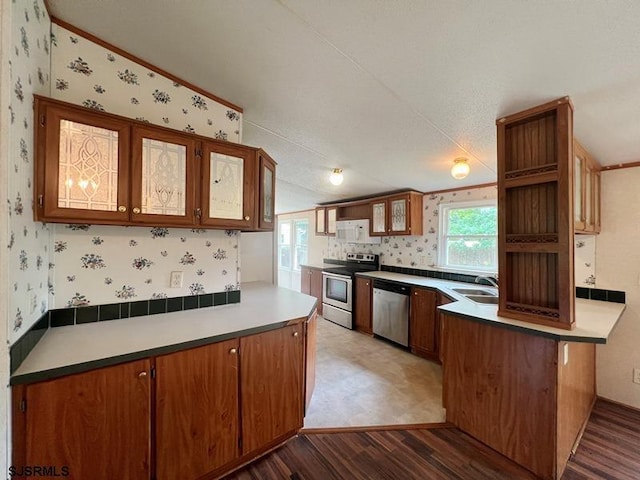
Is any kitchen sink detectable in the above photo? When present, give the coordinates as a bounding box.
[465,295,499,304]
[452,288,496,296]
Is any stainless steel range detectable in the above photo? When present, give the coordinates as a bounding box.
[322,253,379,329]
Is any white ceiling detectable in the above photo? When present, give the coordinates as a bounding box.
[47,0,640,214]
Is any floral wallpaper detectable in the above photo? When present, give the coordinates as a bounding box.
[53,225,240,308]
[44,22,245,309]
[575,235,596,288]
[50,23,242,142]
[323,186,498,271]
[7,0,51,344]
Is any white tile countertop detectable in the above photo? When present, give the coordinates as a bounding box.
[356,271,625,344]
[12,282,317,385]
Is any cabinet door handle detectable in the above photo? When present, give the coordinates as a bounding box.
[245,216,250,221]
[118,206,127,213]
[293,332,299,337]
[195,207,202,218]
[229,348,237,355]
[138,371,147,377]
[133,207,141,214]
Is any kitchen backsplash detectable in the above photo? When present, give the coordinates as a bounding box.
[52,225,240,308]
[50,23,242,142]
[575,234,596,288]
[323,185,498,270]
[7,0,52,344]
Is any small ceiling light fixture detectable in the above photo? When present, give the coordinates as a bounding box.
[329,168,344,186]
[451,157,470,180]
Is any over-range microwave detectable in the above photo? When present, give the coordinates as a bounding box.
[335,219,381,244]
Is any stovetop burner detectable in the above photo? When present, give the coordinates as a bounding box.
[322,253,379,278]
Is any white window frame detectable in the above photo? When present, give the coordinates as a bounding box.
[438,199,498,274]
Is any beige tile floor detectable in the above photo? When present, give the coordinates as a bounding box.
[303,317,446,429]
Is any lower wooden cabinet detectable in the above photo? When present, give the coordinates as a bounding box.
[156,339,240,480]
[13,321,311,480]
[241,323,304,454]
[354,276,373,334]
[409,287,438,361]
[16,359,152,480]
[437,293,453,364]
[305,310,318,412]
[301,266,323,315]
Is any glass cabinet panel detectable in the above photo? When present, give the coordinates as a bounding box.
[574,155,583,224]
[390,199,407,232]
[58,119,119,211]
[316,208,325,234]
[209,152,244,220]
[327,208,337,235]
[372,202,386,233]
[262,164,274,224]
[140,138,186,216]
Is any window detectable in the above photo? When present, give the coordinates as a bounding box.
[277,218,309,290]
[438,200,497,273]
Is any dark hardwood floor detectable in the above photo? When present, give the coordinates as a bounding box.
[225,399,640,480]
[562,399,640,479]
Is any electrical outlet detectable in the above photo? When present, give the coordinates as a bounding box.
[633,368,640,385]
[170,271,184,288]
[419,255,427,266]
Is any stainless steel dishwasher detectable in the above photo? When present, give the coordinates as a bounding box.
[372,279,410,347]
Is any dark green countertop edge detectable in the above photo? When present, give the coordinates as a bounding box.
[437,306,621,345]
[10,301,318,386]
[355,272,621,344]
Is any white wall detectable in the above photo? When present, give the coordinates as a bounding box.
[596,167,640,408]
[240,232,274,283]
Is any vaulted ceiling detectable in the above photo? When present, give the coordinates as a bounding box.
[47,0,640,213]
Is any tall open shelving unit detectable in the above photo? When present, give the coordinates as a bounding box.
[497,97,575,330]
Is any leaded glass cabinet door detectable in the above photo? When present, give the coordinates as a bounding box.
[201,142,255,229]
[389,196,409,234]
[35,97,131,223]
[258,151,276,231]
[370,201,387,235]
[130,127,197,226]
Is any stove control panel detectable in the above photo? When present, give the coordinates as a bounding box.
[346,253,378,263]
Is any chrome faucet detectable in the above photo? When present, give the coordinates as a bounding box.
[475,275,499,288]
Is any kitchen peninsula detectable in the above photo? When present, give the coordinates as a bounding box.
[11,282,318,480]
[356,270,624,480]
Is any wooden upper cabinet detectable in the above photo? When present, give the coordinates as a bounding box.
[257,150,276,231]
[240,323,304,454]
[315,207,327,235]
[200,141,256,230]
[155,339,240,480]
[370,192,423,236]
[326,207,337,236]
[21,359,151,480]
[33,95,276,231]
[574,140,601,234]
[130,126,198,226]
[35,96,131,224]
[497,98,574,329]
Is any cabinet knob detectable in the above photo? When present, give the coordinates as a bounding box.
[366,282,369,286]
[293,331,299,337]
[414,292,418,295]
[245,216,250,221]
[229,348,237,355]
[133,207,141,214]
[195,207,202,218]
[138,371,147,377]
[118,205,127,213]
